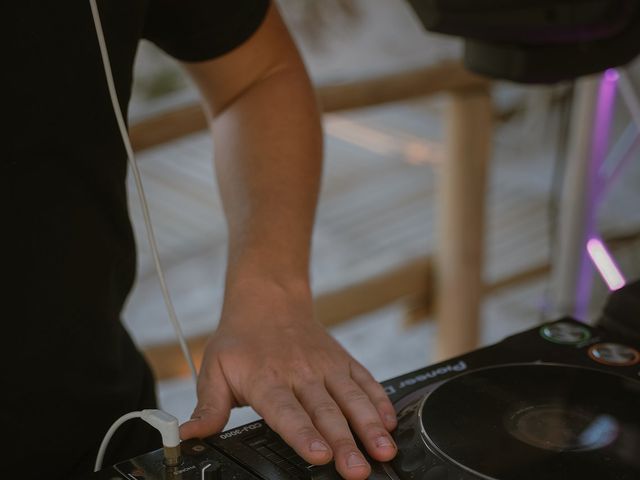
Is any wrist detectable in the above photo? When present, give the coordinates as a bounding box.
[221,268,313,327]
[226,272,311,300]
[224,244,311,295]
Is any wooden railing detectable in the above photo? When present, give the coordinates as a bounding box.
[130,61,488,152]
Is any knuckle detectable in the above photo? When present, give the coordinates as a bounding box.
[293,357,316,377]
[368,379,386,393]
[342,388,368,403]
[294,425,319,440]
[249,383,285,406]
[275,401,301,418]
[259,364,284,383]
[361,420,386,434]
[353,362,374,380]
[193,404,224,417]
[363,378,387,398]
[375,397,393,411]
[310,401,341,420]
[271,407,307,434]
[293,363,319,384]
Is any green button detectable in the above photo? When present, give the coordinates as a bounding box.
[539,322,591,344]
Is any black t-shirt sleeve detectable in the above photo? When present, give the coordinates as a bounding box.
[143,0,270,62]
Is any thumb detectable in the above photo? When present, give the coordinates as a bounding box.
[180,359,233,440]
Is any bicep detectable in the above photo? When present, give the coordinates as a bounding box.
[180,3,307,117]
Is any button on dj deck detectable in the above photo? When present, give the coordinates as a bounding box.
[588,343,640,366]
[539,322,591,344]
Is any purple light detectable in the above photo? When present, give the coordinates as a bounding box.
[604,68,620,82]
[574,72,619,318]
[586,238,626,291]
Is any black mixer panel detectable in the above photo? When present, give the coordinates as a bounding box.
[111,439,259,479]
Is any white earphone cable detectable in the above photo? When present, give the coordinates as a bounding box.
[89,0,198,383]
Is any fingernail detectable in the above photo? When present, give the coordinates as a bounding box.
[346,452,367,468]
[310,440,329,452]
[385,414,396,424]
[375,436,393,448]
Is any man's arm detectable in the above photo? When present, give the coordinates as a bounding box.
[177,4,397,480]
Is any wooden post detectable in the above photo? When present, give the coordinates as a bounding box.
[435,86,493,360]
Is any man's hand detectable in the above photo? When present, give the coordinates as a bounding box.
[180,280,398,480]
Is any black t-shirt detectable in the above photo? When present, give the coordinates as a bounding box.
[4,1,268,478]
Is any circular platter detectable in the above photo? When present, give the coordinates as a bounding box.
[391,364,640,480]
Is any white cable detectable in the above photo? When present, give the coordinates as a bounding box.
[89,0,197,382]
[94,409,181,472]
[94,411,142,472]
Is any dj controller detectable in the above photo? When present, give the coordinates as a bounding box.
[91,315,640,480]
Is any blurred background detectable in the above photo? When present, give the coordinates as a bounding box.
[121,0,640,427]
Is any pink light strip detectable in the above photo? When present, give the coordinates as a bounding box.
[586,238,626,291]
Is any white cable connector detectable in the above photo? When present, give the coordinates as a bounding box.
[143,409,182,468]
[94,409,181,472]
[142,409,181,448]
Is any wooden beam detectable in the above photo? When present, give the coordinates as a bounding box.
[129,62,488,152]
[317,61,488,113]
[314,257,433,327]
[142,229,640,381]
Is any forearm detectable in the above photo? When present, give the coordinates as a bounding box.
[180,3,322,300]
[211,64,322,297]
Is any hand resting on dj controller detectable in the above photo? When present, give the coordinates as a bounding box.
[179,278,398,480]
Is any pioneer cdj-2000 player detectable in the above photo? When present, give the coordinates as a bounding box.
[90,316,640,480]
